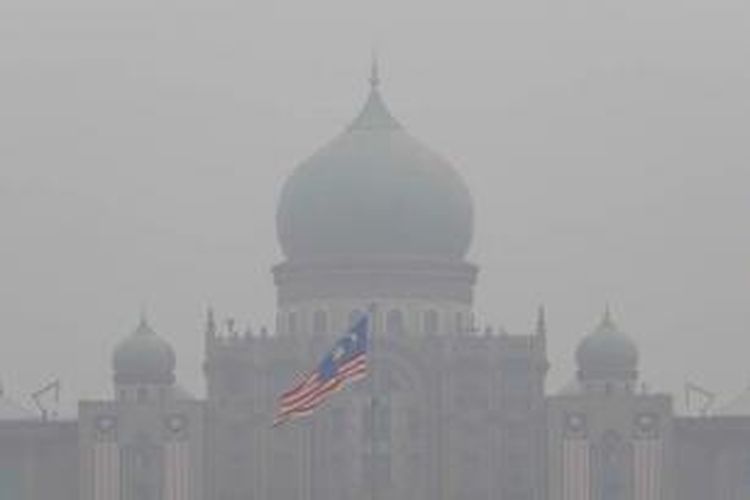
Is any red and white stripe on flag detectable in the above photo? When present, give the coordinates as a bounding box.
[274,353,367,426]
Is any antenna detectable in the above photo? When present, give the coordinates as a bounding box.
[31,379,61,422]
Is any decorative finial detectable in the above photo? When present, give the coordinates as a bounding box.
[139,304,149,328]
[602,303,614,328]
[369,50,380,89]
[226,318,237,338]
[536,304,547,337]
[205,306,217,339]
[135,305,154,335]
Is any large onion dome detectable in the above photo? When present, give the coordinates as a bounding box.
[112,316,176,385]
[576,308,639,383]
[276,64,473,261]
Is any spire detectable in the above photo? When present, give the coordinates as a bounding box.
[536,304,547,337]
[136,307,154,336]
[139,305,148,328]
[205,306,217,340]
[348,55,401,131]
[369,50,380,90]
[602,303,614,329]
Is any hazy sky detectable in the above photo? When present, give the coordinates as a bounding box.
[1,0,748,415]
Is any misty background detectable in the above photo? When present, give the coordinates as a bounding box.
[1,0,748,414]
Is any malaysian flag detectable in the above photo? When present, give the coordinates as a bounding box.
[274,315,369,426]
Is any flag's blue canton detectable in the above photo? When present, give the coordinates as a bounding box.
[317,316,368,381]
[275,315,369,425]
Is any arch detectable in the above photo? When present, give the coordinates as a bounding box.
[386,309,404,335]
[288,311,298,335]
[363,335,430,499]
[313,310,327,335]
[424,310,439,335]
[598,430,631,500]
[349,309,365,327]
[455,312,464,333]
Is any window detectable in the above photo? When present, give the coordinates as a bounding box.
[288,312,298,335]
[386,309,404,334]
[455,312,464,333]
[600,430,626,500]
[136,386,148,403]
[424,310,439,335]
[349,309,364,327]
[313,310,327,335]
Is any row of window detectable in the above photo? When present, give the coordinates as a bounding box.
[118,386,171,404]
[284,309,469,335]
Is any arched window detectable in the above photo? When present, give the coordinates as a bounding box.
[424,310,439,335]
[349,309,364,327]
[600,430,627,500]
[275,312,283,332]
[386,309,404,334]
[455,312,464,333]
[288,312,298,335]
[313,310,327,335]
[362,394,392,484]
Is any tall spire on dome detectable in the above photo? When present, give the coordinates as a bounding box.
[205,305,217,344]
[369,50,380,90]
[536,304,547,337]
[348,54,401,131]
[601,303,614,329]
[135,306,157,337]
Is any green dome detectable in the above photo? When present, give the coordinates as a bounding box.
[576,309,639,382]
[112,317,175,385]
[277,78,473,261]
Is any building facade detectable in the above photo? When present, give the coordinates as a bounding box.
[79,317,206,500]
[547,310,674,500]
[3,66,750,500]
[204,66,548,500]
[673,415,750,500]
[0,392,77,500]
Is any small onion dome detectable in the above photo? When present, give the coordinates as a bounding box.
[576,308,639,383]
[276,63,473,261]
[112,316,176,385]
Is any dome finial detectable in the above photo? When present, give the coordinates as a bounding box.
[602,303,614,329]
[347,53,401,131]
[138,304,149,329]
[135,306,156,337]
[139,309,146,325]
[536,304,547,337]
[204,306,217,346]
[369,50,380,89]
[205,306,217,338]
